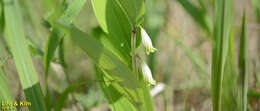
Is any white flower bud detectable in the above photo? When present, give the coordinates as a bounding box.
[141,62,156,85]
[141,27,157,55]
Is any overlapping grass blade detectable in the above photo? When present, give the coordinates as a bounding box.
[43,1,86,110]
[44,0,86,78]
[222,29,237,111]
[211,0,233,111]
[3,0,46,110]
[238,13,249,111]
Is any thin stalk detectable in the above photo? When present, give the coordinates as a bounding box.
[132,27,137,79]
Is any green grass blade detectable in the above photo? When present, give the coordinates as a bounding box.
[238,13,249,111]
[44,0,86,76]
[176,0,213,34]
[211,0,233,111]
[3,0,46,110]
[0,41,14,106]
[252,0,260,22]
[222,29,237,111]
[43,1,86,109]
[0,68,16,110]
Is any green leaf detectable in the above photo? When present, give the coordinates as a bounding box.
[43,1,86,108]
[211,0,233,111]
[238,13,249,111]
[3,0,46,110]
[116,0,145,25]
[44,0,86,76]
[252,0,260,22]
[55,23,154,111]
[95,65,137,111]
[91,0,135,65]
[222,29,238,111]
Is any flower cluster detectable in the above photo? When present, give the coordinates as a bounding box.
[140,27,157,85]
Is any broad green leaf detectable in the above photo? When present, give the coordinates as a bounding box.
[211,0,233,111]
[222,29,238,111]
[91,0,135,65]
[3,0,46,110]
[238,13,249,111]
[55,23,139,90]
[116,0,145,25]
[55,23,154,111]
[91,1,153,110]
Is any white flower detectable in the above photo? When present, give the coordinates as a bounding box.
[141,27,157,55]
[141,62,156,85]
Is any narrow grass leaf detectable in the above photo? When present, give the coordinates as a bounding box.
[3,0,46,110]
[0,68,16,110]
[211,0,233,111]
[238,13,249,111]
[176,0,213,34]
[43,1,86,109]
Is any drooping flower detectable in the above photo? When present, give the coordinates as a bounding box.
[140,27,157,55]
[141,62,156,85]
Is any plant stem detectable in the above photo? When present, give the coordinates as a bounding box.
[132,27,138,79]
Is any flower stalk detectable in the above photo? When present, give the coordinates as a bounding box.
[132,27,138,79]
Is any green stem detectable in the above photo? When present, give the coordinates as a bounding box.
[132,27,138,79]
